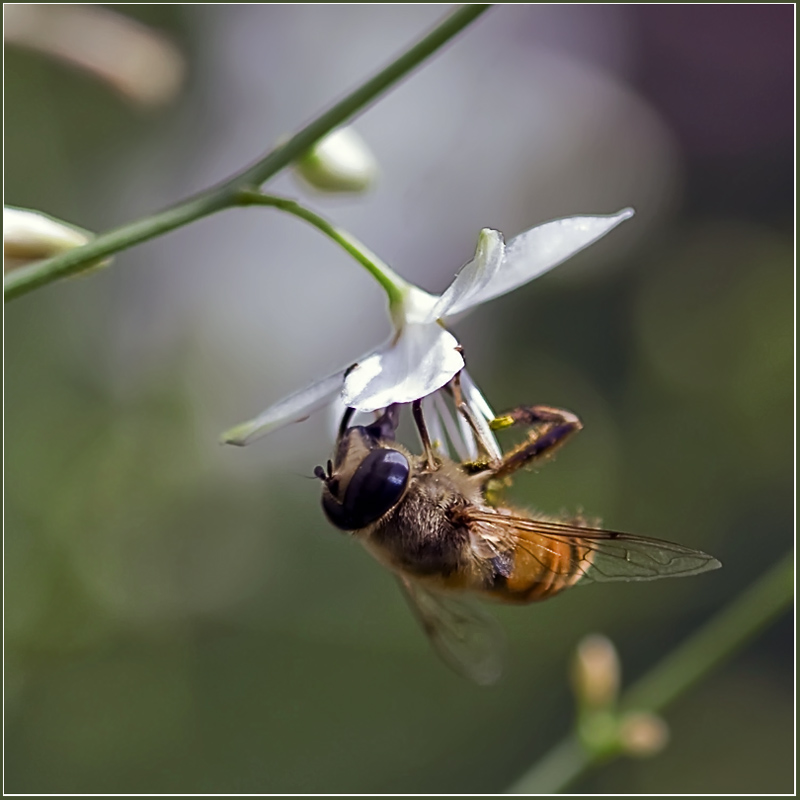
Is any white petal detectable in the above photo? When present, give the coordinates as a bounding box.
[430,229,505,320]
[294,127,379,194]
[421,395,450,458]
[460,370,497,422]
[221,368,348,446]
[399,283,439,325]
[4,205,92,272]
[433,391,472,462]
[460,370,502,461]
[443,209,634,315]
[342,324,464,412]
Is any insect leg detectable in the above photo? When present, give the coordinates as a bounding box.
[364,403,401,442]
[412,399,439,469]
[486,405,583,481]
[448,372,502,465]
[336,406,356,443]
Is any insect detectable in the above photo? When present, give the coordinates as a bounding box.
[314,376,721,684]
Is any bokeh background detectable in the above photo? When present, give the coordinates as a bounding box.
[4,5,794,793]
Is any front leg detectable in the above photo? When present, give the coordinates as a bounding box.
[486,405,583,481]
[412,398,439,470]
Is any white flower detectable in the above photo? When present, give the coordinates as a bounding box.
[294,127,378,194]
[222,208,633,446]
[4,205,92,273]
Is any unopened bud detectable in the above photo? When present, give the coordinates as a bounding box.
[294,127,378,194]
[571,634,621,710]
[619,711,670,758]
[4,206,108,274]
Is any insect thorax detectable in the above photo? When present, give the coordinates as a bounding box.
[365,463,482,583]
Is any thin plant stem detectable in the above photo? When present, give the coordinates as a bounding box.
[236,190,408,306]
[4,5,491,302]
[506,552,794,794]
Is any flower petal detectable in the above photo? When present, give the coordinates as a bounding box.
[426,392,468,461]
[460,370,501,461]
[342,324,464,412]
[396,283,439,326]
[4,205,94,273]
[442,209,634,315]
[221,368,348,446]
[430,228,505,320]
[294,126,379,194]
[422,394,450,458]
[461,369,497,423]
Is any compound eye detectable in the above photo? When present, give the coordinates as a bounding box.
[322,449,409,531]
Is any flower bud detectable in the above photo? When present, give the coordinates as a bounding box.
[571,634,621,711]
[619,711,670,758]
[294,127,378,194]
[3,205,108,275]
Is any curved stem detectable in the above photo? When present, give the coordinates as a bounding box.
[236,190,408,306]
[506,552,794,794]
[4,5,491,302]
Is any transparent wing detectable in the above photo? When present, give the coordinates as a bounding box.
[467,510,722,583]
[396,575,506,685]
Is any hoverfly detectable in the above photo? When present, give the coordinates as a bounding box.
[314,375,721,684]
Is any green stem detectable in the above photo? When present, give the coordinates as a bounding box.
[4,192,231,300]
[4,5,491,303]
[507,736,587,796]
[237,190,408,306]
[506,552,794,794]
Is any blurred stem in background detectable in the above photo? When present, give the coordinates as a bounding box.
[506,552,794,794]
[3,4,490,302]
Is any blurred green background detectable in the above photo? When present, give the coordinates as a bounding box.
[4,6,793,793]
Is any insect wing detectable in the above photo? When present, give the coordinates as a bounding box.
[467,511,721,583]
[397,576,505,685]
